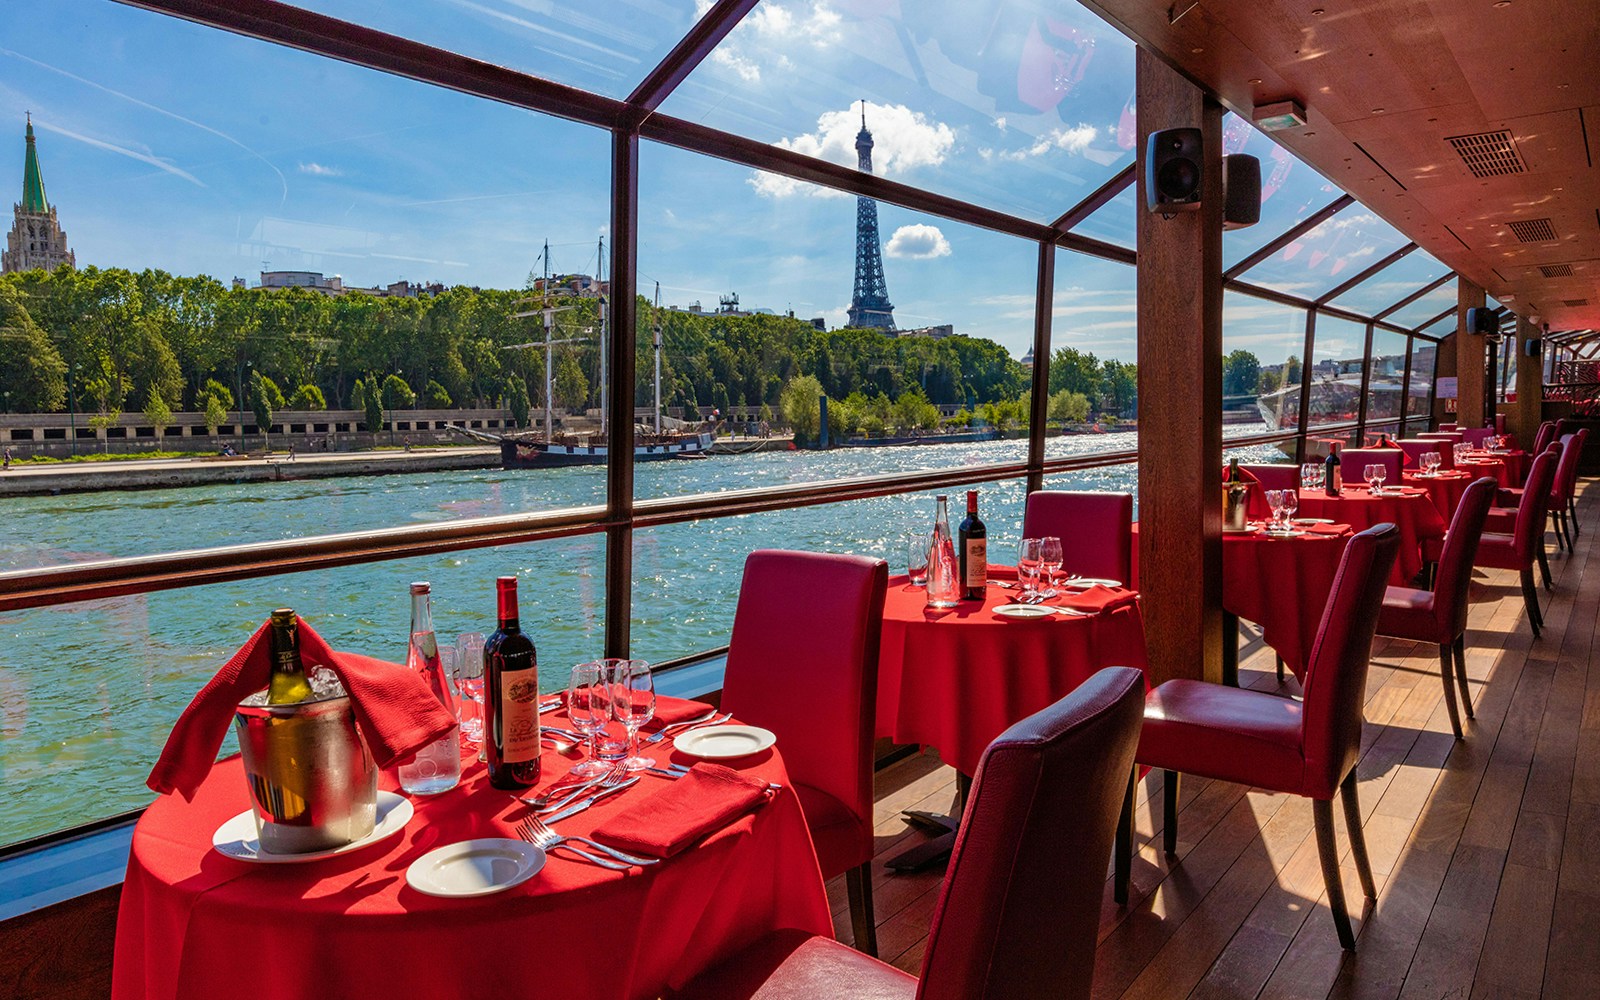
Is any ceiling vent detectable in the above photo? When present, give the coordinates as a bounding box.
[1539,263,1575,278]
[1447,130,1527,178]
[1507,218,1558,243]
[1563,298,1589,307]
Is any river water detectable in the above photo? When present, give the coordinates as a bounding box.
[0,428,1284,845]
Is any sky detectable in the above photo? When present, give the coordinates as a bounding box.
[2,0,1443,365]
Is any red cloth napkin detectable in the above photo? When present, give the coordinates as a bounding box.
[592,763,771,858]
[1058,586,1139,614]
[1299,522,1352,536]
[147,616,457,799]
[650,696,717,727]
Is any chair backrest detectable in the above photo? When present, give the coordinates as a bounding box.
[1460,427,1496,448]
[1551,430,1587,504]
[1418,431,1465,444]
[1241,464,1300,491]
[1299,524,1400,799]
[1022,491,1133,583]
[917,667,1144,1000]
[1532,420,1557,457]
[1396,438,1445,468]
[721,550,888,845]
[1432,478,1498,638]
[1509,446,1561,563]
[1340,448,1403,483]
[1439,423,1458,432]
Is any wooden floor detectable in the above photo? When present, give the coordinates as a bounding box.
[826,478,1600,999]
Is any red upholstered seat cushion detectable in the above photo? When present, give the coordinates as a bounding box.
[1137,680,1305,792]
[672,929,917,1000]
[794,783,872,876]
[1483,508,1516,534]
[1376,585,1442,643]
[1474,532,1520,570]
[1422,535,1444,563]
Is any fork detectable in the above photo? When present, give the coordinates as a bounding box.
[519,814,658,867]
[515,818,633,870]
[644,712,732,745]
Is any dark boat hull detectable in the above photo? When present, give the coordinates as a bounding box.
[500,433,714,468]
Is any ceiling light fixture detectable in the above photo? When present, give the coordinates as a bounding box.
[1254,99,1308,131]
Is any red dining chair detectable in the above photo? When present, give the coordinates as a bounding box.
[1116,524,1401,950]
[1530,420,1557,462]
[1396,438,1444,469]
[672,667,1145,1000]
[1497,433,1585,551]
[1418,431,1465,447]
[720,549,888,955]
[1431,446,1559,637]
[1483,441,1560,591]
[1240,463,1300,491]
[1376,478,1496,739]
[1440,423,1459,432]
[1340,448,1403,484]
[1460,427,1496,448]
[1022,490,1133,583]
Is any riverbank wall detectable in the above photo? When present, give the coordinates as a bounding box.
[0,447,501,497]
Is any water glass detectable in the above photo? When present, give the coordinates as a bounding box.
[1038,537,1063,598]
[1016,538,1043,602]
[451,632,486,749]
[1372,464,1387,493]
[1280,489,1298,525]
[566,662,614,778]
[1363,464,1379,492]
[1301,463,1323,491]
[609,659,656,772]
[906,530,930,587]
[1265,489,1284,530]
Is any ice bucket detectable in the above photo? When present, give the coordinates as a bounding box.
[1223,482,1251,531]
[233,691,377,854]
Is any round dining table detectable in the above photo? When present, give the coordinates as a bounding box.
[112,697,829,1000]
[1458,450,1524,487]
[1403,469,1481,520]
[1296,485,1446,584]
[875,570,1147,779]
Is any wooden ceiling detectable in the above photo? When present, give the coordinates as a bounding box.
[1081,0,1600,333]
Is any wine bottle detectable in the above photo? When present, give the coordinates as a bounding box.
[483,576,541,789]
[1226,457,1241,484]
[1324,449,1341,497]
[398,582,461,795]
[266,608,314,705]
[958,489,987,601]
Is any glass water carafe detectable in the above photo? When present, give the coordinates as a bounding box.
[398,582,462,795]
[925,495,961,609]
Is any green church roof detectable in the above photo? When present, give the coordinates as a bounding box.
[22,115,48,215]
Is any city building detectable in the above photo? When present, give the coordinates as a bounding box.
[2,115,75,274]
[231,270,445,297]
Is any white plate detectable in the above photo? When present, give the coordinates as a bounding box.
[674,724,777,759]
[1221,526,1260,535]
[993,603,1056,619]
[406,839,545,898]
[212,791,412,864]
[1293,518,1336,525]
[1062,577,1125,588]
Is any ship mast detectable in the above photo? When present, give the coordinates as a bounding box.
[507,238,579,441]
[597,236,607,440]
[653,282,663,435]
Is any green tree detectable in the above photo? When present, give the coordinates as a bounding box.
[349,377,368,413]
[204,394,227,438]
[779,374,824,445]
[423,379,452,409]
[891,386,940,432]
[553,353,588,411]
[1048,347,1101,398]
[382,373,416,411]
[287,384,326,410]
[198,378,234,411]
[0,283,66,411]
[1048,388,1091,424]
[1223,349,1262,400]
[363,376,384,433]
[504,375,531,429]
[142,384,173,443]
[1099,359,1137,416]
[249,370,284,445]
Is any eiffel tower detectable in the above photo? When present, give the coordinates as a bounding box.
[846,102,895,331]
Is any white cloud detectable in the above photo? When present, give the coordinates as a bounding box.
[749,100,956,198]
[298,162,343,177]
[885,224,951,260]
[985,124,1098,162]
[710,48,761,83]
[697,2,842,84]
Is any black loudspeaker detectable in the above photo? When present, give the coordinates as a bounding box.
[1525,338,1542,358]
[1465,307,1499,336]
[1222,154,1261,230]
[1146,127,1203,213]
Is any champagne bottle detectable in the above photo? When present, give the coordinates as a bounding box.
[958,489,987,601]
[1227,457,1241,484]
[483,576,541,790]
[266,608,314,705]
[398,583,461,795]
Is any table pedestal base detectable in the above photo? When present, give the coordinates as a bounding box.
[885,774,970,872]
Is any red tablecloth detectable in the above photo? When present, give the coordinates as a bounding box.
[1296,486,1446,583]
[876,573,1148,776]
[1403,469,1475,520]
[113,699,829,1000]
[1130,522,1351,680]
[1455,455,1512,487]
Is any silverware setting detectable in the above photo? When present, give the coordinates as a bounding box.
[516,815,658,868]
[645,762,782,792]
[520,768,620,811]
[543,775,641,823]
[643,712,732,745]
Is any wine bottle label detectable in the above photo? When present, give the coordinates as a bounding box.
[965,538,987,587]
[498,672,541,764]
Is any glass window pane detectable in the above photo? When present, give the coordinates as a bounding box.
[1,537,604,847]
[1223,292,1307,434]
[1236,203,1409,299]
[1221,114,1342,269]
[1329,251,1451,318]
[284,0,704,98]
[660,1,1137,221]
[1305,314,1367,431]
[1363,329,1409,425]
[1067,184,1135,248]
[1046,251,1138,458]
[637,140,1037,500]
[1380,281,1458,331]
[1408,340,1438,422]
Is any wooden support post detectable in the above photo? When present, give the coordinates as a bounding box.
[1135,48,1224,686]
[1455,277,1487,428]
[1510,314,1543,446]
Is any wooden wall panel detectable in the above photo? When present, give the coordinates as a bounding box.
[0,885,119,1000]
[1509,314,1544,446]
[1456,277,1487,428]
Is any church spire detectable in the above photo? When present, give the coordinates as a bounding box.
[22,113,48,215]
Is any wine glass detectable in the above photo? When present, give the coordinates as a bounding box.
[1280,489,1298,528]
[452,632,485,749]
[1363,464,1378,492]
[1038,537,1063,597]
[1373,463,1387,494]
[609,659,656,772]
[1016,538,1043,602]
[1301,462,1322,491]
[1265,489,1284,531]
[906,530,929,587]
[566,662,613,778]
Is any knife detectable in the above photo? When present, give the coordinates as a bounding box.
[543,776,641,823]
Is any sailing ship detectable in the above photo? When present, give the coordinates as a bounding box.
[488,243,714,469]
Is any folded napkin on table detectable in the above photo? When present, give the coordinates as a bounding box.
[1299,522,1352,536]
[1059,586,1139,615]
[648,696,718,727]
[147,616,457,800]
[591,763,771,858]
